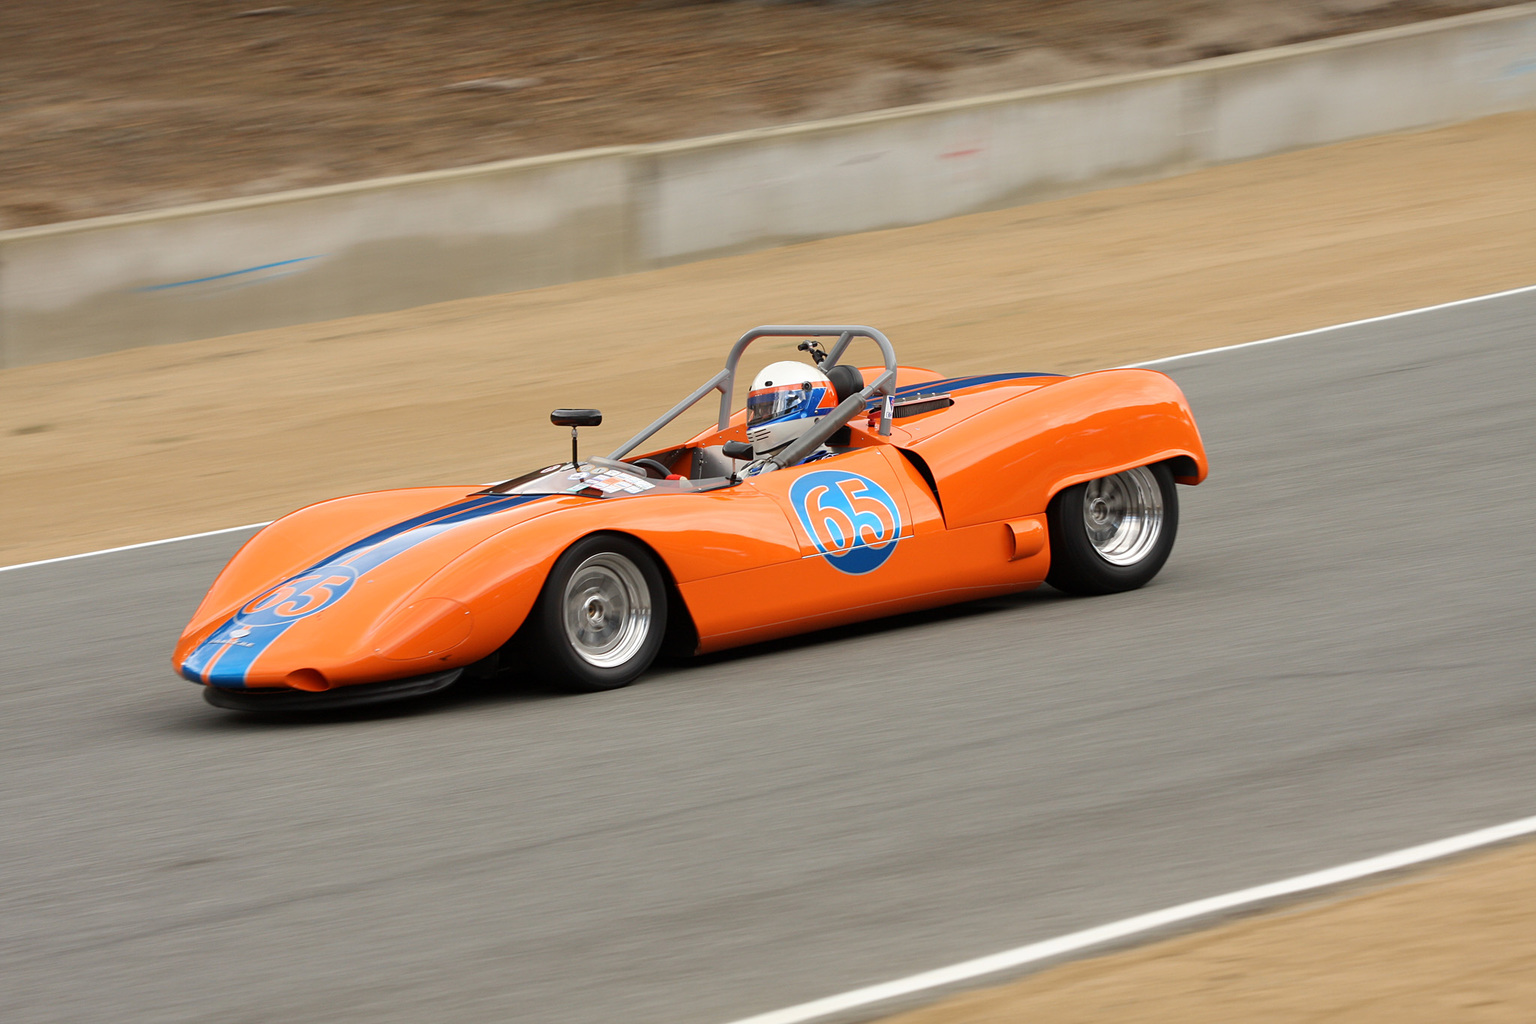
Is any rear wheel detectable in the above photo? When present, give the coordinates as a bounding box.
[531,535,667,692]
[1046,463,1178,595]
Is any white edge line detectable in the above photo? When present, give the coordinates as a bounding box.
[1125,282,1536,369]
[4,281,1532,577]
[723,814,1536,1024]
[0,521,273,575]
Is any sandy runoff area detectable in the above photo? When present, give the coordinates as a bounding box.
[878,839,1536,1024]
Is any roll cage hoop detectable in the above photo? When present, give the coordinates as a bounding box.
[607,325,899,471]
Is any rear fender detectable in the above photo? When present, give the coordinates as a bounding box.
[908,368,1207,529]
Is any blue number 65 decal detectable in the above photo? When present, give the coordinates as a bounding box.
[788,470,903,575]
[235,564,359,627]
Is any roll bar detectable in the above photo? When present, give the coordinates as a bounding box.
[608,325,899,461]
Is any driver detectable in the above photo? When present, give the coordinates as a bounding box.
[743,360,841,471]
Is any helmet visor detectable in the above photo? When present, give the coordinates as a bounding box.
[747,384,812,427]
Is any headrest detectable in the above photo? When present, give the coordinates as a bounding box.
[825,364,865,405]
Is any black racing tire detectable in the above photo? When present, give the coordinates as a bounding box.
[530,534,668,692]
[1046,462,1178,596]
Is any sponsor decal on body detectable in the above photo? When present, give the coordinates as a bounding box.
[788,470,903,575]
[580,471,655,494]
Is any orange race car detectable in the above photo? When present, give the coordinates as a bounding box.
[175,325,1207,711]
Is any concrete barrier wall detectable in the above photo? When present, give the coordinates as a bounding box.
[0,151,634,366]
[1203,11,1536,161]
[635,74,1197,264]
[3,4,1534,367]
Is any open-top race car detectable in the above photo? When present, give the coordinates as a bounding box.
[175,325,1207,711]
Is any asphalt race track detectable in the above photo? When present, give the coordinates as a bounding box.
[3,290,1535,1024]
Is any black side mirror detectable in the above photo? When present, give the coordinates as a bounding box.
[552,409,602,465]
[721,440,754,460]
[551,408,602,427]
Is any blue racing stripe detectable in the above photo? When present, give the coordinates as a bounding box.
[305,493,519,573]
[893,372,1058,395]
[863,372,1060,411]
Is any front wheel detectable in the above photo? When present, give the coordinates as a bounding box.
[1046,463,1178,596]
[531,535,668,692]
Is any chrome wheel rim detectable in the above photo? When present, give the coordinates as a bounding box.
[1082,466,1164,566]
[562,552,652,668]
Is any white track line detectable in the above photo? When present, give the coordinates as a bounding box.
[0,521,272,575]
[1127,282,1536,369]
[4,281,1533,577]
[723,814,1536,1024]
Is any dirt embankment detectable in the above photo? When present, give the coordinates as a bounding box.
[0,0,1516,228]
[1,111,1533,566]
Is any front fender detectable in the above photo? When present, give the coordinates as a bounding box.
[174,490,584,689]
[180,487,480,642]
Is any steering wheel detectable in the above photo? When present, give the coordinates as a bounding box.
[628,458,673,479]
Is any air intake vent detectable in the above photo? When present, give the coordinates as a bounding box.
[892,392,953,418]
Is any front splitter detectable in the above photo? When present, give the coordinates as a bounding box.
[202,668,463,712]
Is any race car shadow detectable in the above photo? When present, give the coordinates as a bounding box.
[680,583,1071,669]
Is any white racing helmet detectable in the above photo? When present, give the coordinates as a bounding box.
[745,360,837,456]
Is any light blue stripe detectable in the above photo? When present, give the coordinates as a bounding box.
[135,255,323,292]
